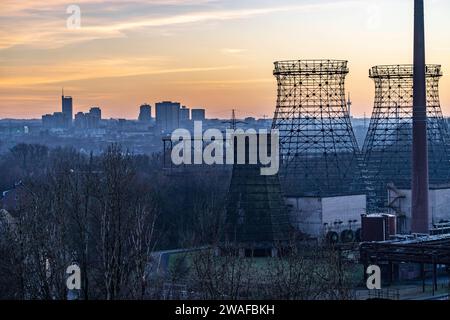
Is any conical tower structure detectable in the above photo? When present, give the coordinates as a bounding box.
[272,59,365,197]
[225,133,292,250]
[363,64,450,212]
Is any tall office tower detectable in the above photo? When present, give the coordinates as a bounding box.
[362,65,450,213]
[272,60,365,197]
[155,101,180,132]
[138,104,152,122]
[62,94,73,128]
[179,106,190,122]
[191,108,206,121]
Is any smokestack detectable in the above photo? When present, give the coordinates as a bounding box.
[411,0,429,234]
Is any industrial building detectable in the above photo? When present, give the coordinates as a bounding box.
[357,1,450,296]
[286,194,366,240]
[387,186,450,234]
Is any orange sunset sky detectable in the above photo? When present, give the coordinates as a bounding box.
[1,0,450,119]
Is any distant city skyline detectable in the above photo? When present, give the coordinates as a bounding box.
[1,0,450,119]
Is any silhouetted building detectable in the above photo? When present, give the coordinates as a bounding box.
[138,104,152,122]
[62,95,73,128]
[89,107,102,121]
[74,107,102,129]
[179,106,190,122]
[245,117,256,124]
[42,114,54,128]
[51,112,65,128]
[74,112,86,128]
[191,108,206,121]
[156,101,180,132]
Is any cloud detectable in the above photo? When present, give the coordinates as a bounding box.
[0,56,239,87]
[0,0,360,50]
[0,0,218,15]
[172,78,273,87]
[221,48,248,55]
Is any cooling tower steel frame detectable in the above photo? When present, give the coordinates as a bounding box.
[363,64,450,212]
[272,59,365,197]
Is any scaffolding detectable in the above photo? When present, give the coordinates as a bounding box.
[363,65,450,212]
[272,59,365,197]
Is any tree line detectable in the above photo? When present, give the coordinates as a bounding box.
[0,143,359,300]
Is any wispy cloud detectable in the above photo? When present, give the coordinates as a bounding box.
[0,55,239,87]
[0,0,218,15]
[172,78,273,86]
[0,0,359,50]
[221,48,248,55]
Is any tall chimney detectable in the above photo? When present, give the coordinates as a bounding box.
[411,0,429,234]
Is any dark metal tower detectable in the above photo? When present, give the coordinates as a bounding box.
[272,59,365,197]
[363,64,450,213]
[225,133,292,249]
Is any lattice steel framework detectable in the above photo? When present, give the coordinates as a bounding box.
[225,134,292,247]
[363,64,450,212]
[272,60,365,197]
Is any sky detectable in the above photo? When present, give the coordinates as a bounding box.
[1,0,450,119]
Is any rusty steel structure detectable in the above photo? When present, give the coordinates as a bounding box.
[363,64,450,213]
[272,59,365,197]
[360,235,450,294]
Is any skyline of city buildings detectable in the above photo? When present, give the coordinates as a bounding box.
[39,93,213,130]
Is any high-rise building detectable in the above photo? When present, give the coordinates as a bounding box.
[179,106,190,122]
[62,94,73,128]
[138,104,152,122]
[156,101,180,132]
[74,107,102,129]
[191,108,206,121]
[89,107,102,121]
